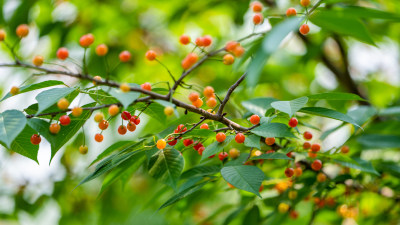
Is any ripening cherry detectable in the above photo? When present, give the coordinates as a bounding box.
[229,148,240,159]
[299,24,310,35]
[311,159,322,171]
[95,44,108,56]
[127,122,136,132]
[285,168,294,177]
[145,50,157,61]
[167,136,177,146]
[206,97,217,108]
[341,145,349,154]
[193,142,203,151]
[92,75,102,85]
[308,150,317,158]
[218,152,228,161]
[120,83,130,92]
[251,1,263,12]
[183,139,194,147]
[216,132,226,142]
[192,98,203,108]
[200,123,209,129]
[57,47,69,60]
[179,35,191,45]
[130,115,140,125]
[303,131,312,140]
[118,125,127,135]
[10,86,19,95]
[121,111,132,120]
[265,137,275,146]
[32,55,44,66]
[94,112,104,123]
[164,106,174,116]
[16,24,29,38]
[294,167,303,177]
[286,151,293,158]
[311,143,321,152]
[303,141,311,149]
[249,115,260,125]
[141,82,152,91]
[288,190,298,200]
[79,145,88,154]
[195,37,204,46]
[30,134,41,145]
[57,98,69,110]
[317,173,327,182]
[235,133,245,144]
[188,92,200,102]
[225,41,240,53]
[79,33,94,47]
[286,8,297,17]
[253,13,263,25]
[197,146,205,155]
[59,115,71,126]
[108,105,120,116]
[289,210,299,219]
[203,86,215,98]
[98,120,109,130]
[157,139,167,149]
[119,51,131,62]
[288,117,298,128]
[49,123,61,134]
[71,107,83,117]
[278,203,290,213]
[223,54,235,65]
[233,46,245,57]
[95,133,104,142]
[300,0,311,7]
[175,124,187,133]
[0,29,6,41]
[202,35,212,47]
[181,53,198,70]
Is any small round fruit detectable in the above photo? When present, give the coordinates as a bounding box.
[303,141,311,149]
[289,210,299,219]
[197,146,205,155]
[0,29,6,41]
[294,167,303,177]
[57,98,69,110]
[265,137,275,146]
[253,13,263,25]
[250,115,260,125]
[95,133,104,142]
[299,24,310,35]
[203,86,215,98]
[32,55,44,66]
[95,44,108,56]
[127,122,136,132]
[311,143,321,152]
[216,132,226,142]
[311,159,322,171]
[229,148,240,159]
[71,107,83,117]
[235,133,245,144]
[79,33,94,47]
[193,142,203,151]
[120,83,130,92]
[108,104,119,116]
[225,41,240,53]
[288,117,298,128]
[202,35,212,47]
[341,145,349,154]
[121,111,132,120]
[145,50,157,61]
[278,203,289,213]
[233,46,245,57]
[79,145,88,154]
[49,123,61,134]
[10,86,19,95]
[179,35,191,45]
[288,190,298,199]
[317,173,327,182]
[92,76,102,85]
[300,0,311,7]
[141,82,152,91]
[94,112,104,123]
[192,98,203,108]
[223,54,235,65]
[30,134,41,145]
[130,116,140,125]
[57,47,69,60]
[206,97,217,108]
[119,50,131,62]
[183,139,194,147]
[251,1,263,12]
[188,92,200,102]
[285,168,294,177]
[286,8,297,17]
[118,125,127,135]
[218,152,228,161]
[181,53,198,70]
[59,115,71,126]
[195,37,204,46]
[16,24,29,38]
[308,150,317,158]
[303,131,312,140]
[98,120,109,130]
[167,137,177,146]
[200,123,209,129]
[164,106,174,116]
[157,139,167,149]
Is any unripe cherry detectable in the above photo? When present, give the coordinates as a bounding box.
[341,145,350,154]
[206,97,217,108]
[119,50,131,62]
[181,53,198,70]
[299,24,310,35]
[265,137,275,146]
[79,145,88,154]
[71,107,83,117]
[278,203,290,213]
[95,133,104,142]
[233,46,245,57]
[57,98,69,110]
[192,98,203,108]
[188,92,200,102]
[92,76,102,85]
[164,106,174,116]
[250,114,260,125]
[251,1,263,12]
[235,133,245,144]
[10,86,19,95]
[225,41,240,53]
[94,112,104,123]
[59,115,71,126]
[308,150,317,158]
[218,152,228,161]
[32,55,44,66]
[303,131,312,140]
[95,44,108,56]
[16,24,29,38]
[216,132,226,142]
[179,35,191,45]
[57,47,69,60]
[118,125,127,135]
[127,122,136,132]
[317,173,327,182]
[253,13,264,25]
[300,0,311,7]
[30,134,41,145]
[121,111,132,120]
[195,37,204,46]
[288,117,298,128]
[203,86,215,98]
[108,104,119,116]
[145,50,157,61]
[49,123,61,134]
[286,8,297,17]
[157,139,167,149]
[0,29,6,41]
[202,35,212,47]
[120,83,130,92]
[229,148,240,159]
[200,123,209,129]
[141,82,152,91]
[98,120,109,130]
[294,167,303,177]
[79,33,94,47]
[223,54,235,65]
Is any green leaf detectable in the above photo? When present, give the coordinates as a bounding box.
[181,129,215,138]
[102,85,140,108]
[242,205,261,225]
[271,97,308,117]
[241,97,277,116]
[244,135,261,149]
[9,124,39,162]
[221,165,265,197]
[251,123,296,138]
[309,9,375,45]
[27,103,95,160]
[223,206,246,225]
[181,165,221,179]
[133,102,166,124]
[148,148,184,189]
[347,106,377,126]
[247,17,303,88]
[1,80,65,102]
[299,107,360,128]
[0,110,27,148]
[338,6,400,21]
[251,152,293,160]
[357,134,400,148]
[201,135,234,160]
[35,87,77,114]
[379,106,400,116]
[308,92,366,101]
[90,140,144,166]
[332,155,379,176]
[89,89,119,105]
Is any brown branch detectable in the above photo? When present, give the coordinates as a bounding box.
[217,72,246,116]
[174,117,206,139]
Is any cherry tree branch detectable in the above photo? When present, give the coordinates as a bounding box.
[217,72,247,116]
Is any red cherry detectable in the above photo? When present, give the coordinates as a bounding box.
[303,131,312,140]
[235,133,245,144]
[118,125,127,135]
[130,116,140,125]
[288,117,298,128]
[303,142,311,149]
[167,137,177,146]
[183,139,194,147]
[208,154,216,158]
[59,115,71,126]
[286,152,293,158]
[30,134,41,145]
[311,143,321,152]
[121,111,132,120]
[216,132,226,142]
[197,146,205,155]
[193,142,204,151]
[285,168,294,177]
[218,152,228,161]
[200,123,209,129]
[311,160,322,171]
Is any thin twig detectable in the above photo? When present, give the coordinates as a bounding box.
[217,72,246,116]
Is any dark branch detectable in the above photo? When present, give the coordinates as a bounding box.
[217,72,246,116]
